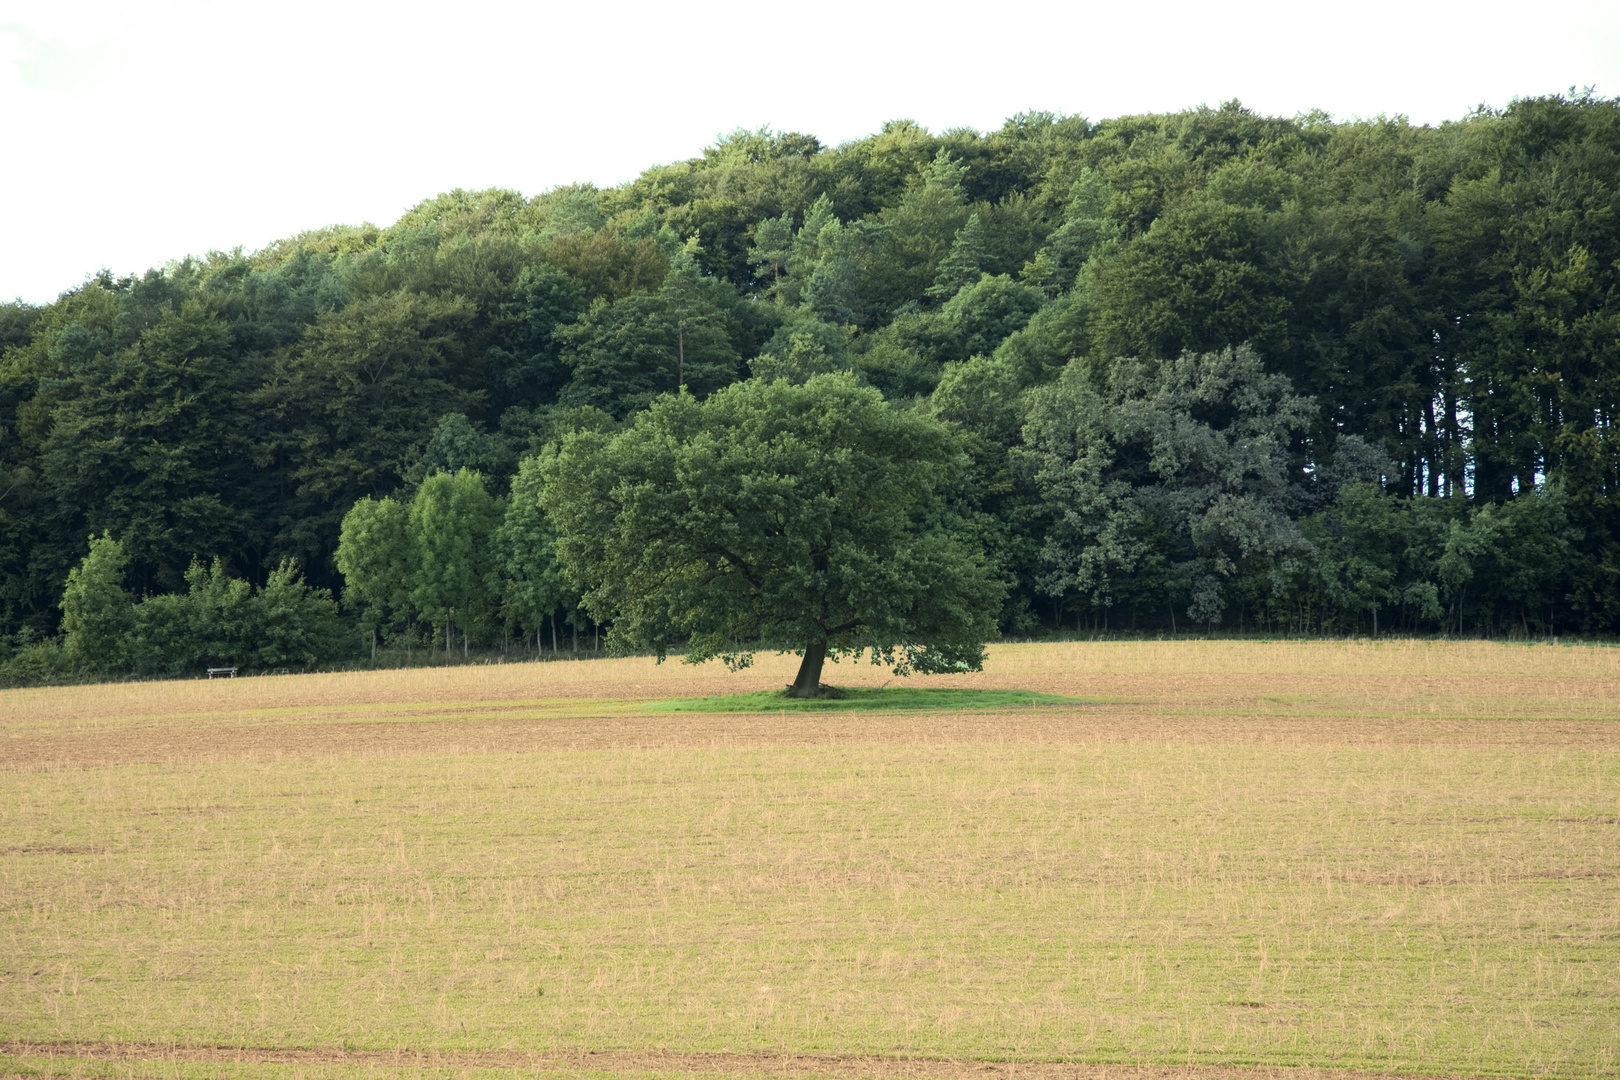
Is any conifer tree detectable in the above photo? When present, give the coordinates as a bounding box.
[926,212,987,302]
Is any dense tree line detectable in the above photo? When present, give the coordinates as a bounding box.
[3,93,1617,680]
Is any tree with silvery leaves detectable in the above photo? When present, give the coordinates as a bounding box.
[1024,345,1314,629]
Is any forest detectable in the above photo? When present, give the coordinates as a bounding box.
[2,92,1617,682]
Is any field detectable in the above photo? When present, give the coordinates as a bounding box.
[1,640,1617,1080]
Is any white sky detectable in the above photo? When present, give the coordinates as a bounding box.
[2,0,1617,305]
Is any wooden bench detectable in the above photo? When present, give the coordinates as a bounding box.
[206,667,238,679]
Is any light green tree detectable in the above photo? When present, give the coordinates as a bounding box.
[335,495,416,659]
[800,218,874,326]
[746,213,795,302]
[1020,169,1121,296]
[749,332,847,384]
[926,212,988,302]
[409,469,499,656]
[541,374,1003,698]
[493,454,576,652]
[60,532,135,673]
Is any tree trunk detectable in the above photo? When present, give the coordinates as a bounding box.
[550,611,558,653]
[370,628,376,663]
[789,641,828,698]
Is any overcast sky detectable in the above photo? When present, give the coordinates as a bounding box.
[3,0,1617,305]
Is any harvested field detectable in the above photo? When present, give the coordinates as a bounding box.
[4,640,1618,768]
[0,1043,1563,1080]
[2,641,1617,1080]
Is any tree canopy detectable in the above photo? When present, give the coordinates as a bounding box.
[5,94,1620,682]
[540,374,1002,696]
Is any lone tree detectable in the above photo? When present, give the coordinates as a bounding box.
[541,373,1003,697]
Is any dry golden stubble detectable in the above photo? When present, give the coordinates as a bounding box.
[2,640,1617,770]
[4,638,1616,722]
[0,1041,1534,1079]
[3,742,1617,1072]
[2,641,1617,1078]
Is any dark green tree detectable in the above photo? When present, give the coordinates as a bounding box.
[556,292,740,417]
[1024,346,1315,628]
[264,291,480,567]
[541,374,1003,697]
[485,262,582,408]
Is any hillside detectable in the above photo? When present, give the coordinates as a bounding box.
[2,94,1618,669]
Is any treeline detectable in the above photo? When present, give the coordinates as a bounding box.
[2,94,1617,680]
[27,535,345,683]
[16,466,587,684]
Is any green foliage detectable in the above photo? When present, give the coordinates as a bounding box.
[251,560,348,668]
[422,412,493,472]
[541,374,1003,695]
[746,213,795,302]
[862,150,972,315]
[929,353,1043,633]
[41,538,347,681]
[493,454,576,644]
[486,263,582,408]
[409,469,499,654]
[30,296,263,595]
[0,638,72,687]
[556,292,740,417]
[750,330,848,384]
[1294,479,1583,636]
[940,273,1045,358]
[926,212,989,302]
[334,495,414,652]
[4,98,1620,647]
[146,557,345,671]
[1025,346,1315,626]
[60,533,134,672]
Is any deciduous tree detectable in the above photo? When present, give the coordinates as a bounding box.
[541,374,1002,697]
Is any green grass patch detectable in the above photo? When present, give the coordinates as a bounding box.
[643,686,1088,712]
